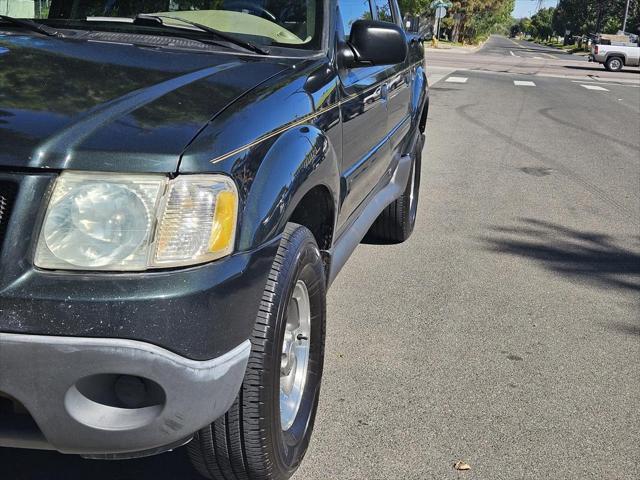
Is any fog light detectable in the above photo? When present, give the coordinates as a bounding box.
[65,374,166,430]
[114,375,148,409]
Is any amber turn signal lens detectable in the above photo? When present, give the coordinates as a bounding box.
[209,190,238,254]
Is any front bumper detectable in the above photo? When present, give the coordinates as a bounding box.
[0,333,250,456]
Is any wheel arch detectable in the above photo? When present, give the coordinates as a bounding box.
[237,125,340,252]
[605,52,626,64]
[412,67,429,134]
[419,94,429,134]
[288,184,335,251]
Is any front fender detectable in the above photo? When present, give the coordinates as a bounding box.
[238,125,340,251]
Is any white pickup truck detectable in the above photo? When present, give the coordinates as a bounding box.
[589,37,640,71]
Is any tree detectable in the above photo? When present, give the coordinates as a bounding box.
[552,0,639,36]
[520,17,533,35]
[398,0,431,15]
[442,0,515,43]
[531,7,555,39]
[398,0,519,44]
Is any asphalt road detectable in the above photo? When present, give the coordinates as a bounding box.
[478,35,582,60]
[426,35,640,85]
[3,38,639,480]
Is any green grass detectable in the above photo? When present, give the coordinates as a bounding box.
[428,38,484,47]
[530,38,588,53]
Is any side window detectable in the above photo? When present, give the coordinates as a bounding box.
[373,0,394,23]
[339,0,373,36]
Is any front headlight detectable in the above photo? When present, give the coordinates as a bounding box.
[35,172,238,271]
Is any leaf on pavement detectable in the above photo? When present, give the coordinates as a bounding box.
[454,460,471,471]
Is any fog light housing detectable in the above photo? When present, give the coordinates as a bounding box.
[65,374,166,430]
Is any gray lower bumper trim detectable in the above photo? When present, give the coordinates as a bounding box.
[0,333,250,455]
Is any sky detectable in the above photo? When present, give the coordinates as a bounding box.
[512,0,559,19]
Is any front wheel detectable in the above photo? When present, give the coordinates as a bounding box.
[188,223,326,480]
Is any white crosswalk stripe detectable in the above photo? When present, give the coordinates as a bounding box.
[445,76,468,83]
[514,80,536,86]
[580,84,610,91]
[572,80,639,87]
[426,67,457,86]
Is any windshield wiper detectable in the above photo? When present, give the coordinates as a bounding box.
[0,14,61,37]
[134,14,269,55]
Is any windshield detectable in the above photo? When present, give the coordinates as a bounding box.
[0,0,323,49]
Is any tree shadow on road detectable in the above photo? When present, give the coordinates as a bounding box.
[481,218,640,292]
[0,446,199,480]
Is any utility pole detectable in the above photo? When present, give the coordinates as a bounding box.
[622,0,631,33]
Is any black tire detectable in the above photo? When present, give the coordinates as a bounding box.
[605,56,624,72]
[363,133,423,244]
[187,223,326,480]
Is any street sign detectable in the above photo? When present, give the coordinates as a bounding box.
[431,0,451,45]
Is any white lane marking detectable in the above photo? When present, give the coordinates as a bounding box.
[445,76,468,83]
[571,80,640,88]
[426,67,461,86]
[533,56,546,60]
[580,84,609,91]
[423,67,639,85]
[514,80,536,86]
[510,50,519,57]
[428,74,448,85]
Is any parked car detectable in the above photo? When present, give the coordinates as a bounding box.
[589,36,640,71]
[0,0,428,478]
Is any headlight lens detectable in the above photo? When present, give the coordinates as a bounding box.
[35,172,238,271]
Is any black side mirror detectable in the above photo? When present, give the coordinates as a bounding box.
[342,20,408,67]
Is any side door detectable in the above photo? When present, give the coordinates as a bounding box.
[377,0,413,155]
[336,0,391,231]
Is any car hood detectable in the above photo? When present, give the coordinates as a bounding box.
[0,33,289,172]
